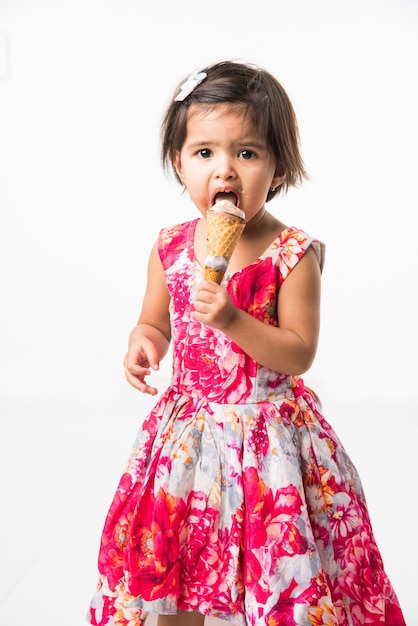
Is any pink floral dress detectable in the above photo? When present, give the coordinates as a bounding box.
[88,220,405,626]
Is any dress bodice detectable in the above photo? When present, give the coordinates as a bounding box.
[158,219,324,404]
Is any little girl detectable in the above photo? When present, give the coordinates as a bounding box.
[88,61,405,626]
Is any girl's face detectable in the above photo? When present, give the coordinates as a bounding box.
[174,104,284,224]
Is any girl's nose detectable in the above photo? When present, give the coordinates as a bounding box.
[215,156,235,180]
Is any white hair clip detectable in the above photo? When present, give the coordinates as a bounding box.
[174,71,207,102]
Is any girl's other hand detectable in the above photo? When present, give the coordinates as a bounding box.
[194,280,237,330]
[124,338,160,396]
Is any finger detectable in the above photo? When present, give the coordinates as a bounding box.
[125,359,149,378]
[140,339,161,371]
[126,370,159,396]
[198,280,221,294]
[125,346,159,374]
[137,380,159,396]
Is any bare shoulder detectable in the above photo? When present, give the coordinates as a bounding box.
[279,244,322,313]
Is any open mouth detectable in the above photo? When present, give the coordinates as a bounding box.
[213,191,239,206]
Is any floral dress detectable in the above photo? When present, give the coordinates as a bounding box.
[88,220,405,626]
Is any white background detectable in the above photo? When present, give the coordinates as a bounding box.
[0,0,417,624]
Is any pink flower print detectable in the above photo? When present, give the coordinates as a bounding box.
[246,413,270,458]
[312,522,331,554]
[117,472,134,495]
[113,582,147,626]
[245,273,277,324]
[184,325,253,402]
[127,487,187,599]
[170,272,192,312]
[159,223,191,269]
[185,491,218,559]
[308,597,339,626]
[244,468,307,553]
[243,468,309,604]
[264,585,298,625]
[329,492,358,540]
[275,231,310,282]
[304,578,338,625]
[305,464,337,515]
[98,508,137,590]
[181,492,241,613]
[89,589,120,626]
[340,531,389,621]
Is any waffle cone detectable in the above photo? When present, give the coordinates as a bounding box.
[204,202,245,284]
[204,267,225,284]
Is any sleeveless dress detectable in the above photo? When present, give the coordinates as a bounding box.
[88,220,405,626]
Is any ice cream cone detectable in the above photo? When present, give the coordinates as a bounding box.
[204,200,246,284]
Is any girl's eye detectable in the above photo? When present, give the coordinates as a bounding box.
[197,149,212,159]
[239,149,256,160]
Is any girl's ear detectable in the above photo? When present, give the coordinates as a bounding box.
[173,152,184,182]
[271,165,286,190]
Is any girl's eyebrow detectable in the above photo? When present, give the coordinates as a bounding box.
[185,138,267,150]
[184,139,214,149]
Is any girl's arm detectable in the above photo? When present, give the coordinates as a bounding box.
[194,246,321,375]
[124,242,171,395]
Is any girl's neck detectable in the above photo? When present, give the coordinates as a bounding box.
[242,208,267,234]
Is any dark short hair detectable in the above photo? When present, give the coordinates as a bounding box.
[161,60,308,199]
